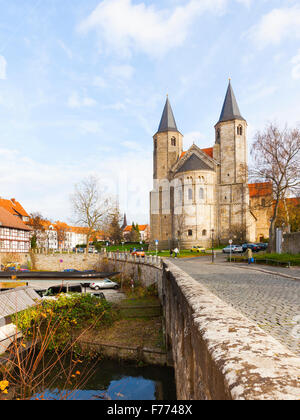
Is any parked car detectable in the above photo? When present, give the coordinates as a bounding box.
[90,292,106,300]
[44,283,82,297]
[223,245,243,254]
[131,249,146,257]
[90,279,120,290]
[190,246,206,253]
[256,243,268,251]
[242,243,260,253]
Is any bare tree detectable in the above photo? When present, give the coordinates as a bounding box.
[251,123,300,252]
[71,176,113,253]
[175,214,187,250]
[27,213,47,249]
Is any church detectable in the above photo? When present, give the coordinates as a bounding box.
[150,81,271,250]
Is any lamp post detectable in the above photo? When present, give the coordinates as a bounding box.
[211,229,215,264]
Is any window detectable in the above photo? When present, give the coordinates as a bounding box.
[202,230,207,236]
[237,125,243,136]
[188,230,193,237]
[199,188,204,200]
[216,129,220,142]
[262,198,266,207]
[188,189,193,200]
[154,139,157,149]
[171,137,176,146]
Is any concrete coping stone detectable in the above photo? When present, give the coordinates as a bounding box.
[165,260,300,400]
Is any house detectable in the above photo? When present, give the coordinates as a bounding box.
[0,198,30,223]
[123,225,151,242]
[0,207,32,253]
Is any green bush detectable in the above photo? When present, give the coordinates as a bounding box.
[12,294,116,351]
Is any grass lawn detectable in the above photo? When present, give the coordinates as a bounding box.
[231,253,300,266]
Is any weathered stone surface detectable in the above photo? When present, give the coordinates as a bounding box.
[163,260,300,400]
[283,232,300,255]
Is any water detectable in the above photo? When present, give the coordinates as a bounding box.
[32,360,177,401]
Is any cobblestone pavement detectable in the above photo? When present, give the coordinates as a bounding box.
[171,258,300,356]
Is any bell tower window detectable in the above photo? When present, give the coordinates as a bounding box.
[216,129,221,143]
[171,137,176,146]
[237,125,243,136]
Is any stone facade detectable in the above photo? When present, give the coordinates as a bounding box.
[150,83,265,249]
[282,232,300,255]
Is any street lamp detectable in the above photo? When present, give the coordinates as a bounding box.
[211,229,215,263]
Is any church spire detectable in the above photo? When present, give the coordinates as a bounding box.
[218,80,245,124]
[157,96,179,133]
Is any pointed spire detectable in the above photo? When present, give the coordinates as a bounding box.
[218,80,245,124]
[121,213,128,230]
[157,96,179,133]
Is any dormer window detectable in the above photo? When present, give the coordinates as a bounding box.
[171,137,176,146]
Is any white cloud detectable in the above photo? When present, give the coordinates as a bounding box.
[0,147,152,223]
[78,0,229,57]
[248,6,300,47]
[67,91,97,108]
[107,64,134,80]
[93,76,108,88]
[58,40,73,59]
[0,55,7,80]
[291,50,300,80]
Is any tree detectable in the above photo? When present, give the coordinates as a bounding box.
[108,206,123,244]
[27,213,47,249]
[129,223,141,243]
[276,197,300,233]
[54,221,69,250]
[71,176,113,253]
[251,123,300,251]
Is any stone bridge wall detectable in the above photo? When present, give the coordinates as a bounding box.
[163,260,300,400]
[33,253,101,271]
[283,232,300,255]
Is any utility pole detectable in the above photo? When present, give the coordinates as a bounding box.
[211,229,215,264]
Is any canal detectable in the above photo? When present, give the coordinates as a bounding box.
[32,360,177,401]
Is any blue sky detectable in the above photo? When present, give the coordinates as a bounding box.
[0,0,300,225]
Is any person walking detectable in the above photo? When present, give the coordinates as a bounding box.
[173,247,179,259]
[247,247,253,264]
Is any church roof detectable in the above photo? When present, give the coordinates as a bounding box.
[218,81,245,124]
[177,154,213,173]
[157,97,178,133]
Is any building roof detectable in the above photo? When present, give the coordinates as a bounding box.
[0,207,32,231]
[218,81,245,124]
[0,287,41,319]
[177,154,213,173]
[157,97,178,133]
[248,182,272,198]
[0,198,29,218]
[180,147,214,160]
[124,225,149,233]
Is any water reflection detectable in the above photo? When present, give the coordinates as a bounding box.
[33,360,176,401]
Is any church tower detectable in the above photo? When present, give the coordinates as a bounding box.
[150,97,183,249]
[215,81,251,242]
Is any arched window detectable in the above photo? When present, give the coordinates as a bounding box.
[188,189,193,201]
[237,125,243,136]
[171,137,176,146]
[202,230,207,237]
[216,129,221,142]
[199,188,204,200]
[188,230,193,237]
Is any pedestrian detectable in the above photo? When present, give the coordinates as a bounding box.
[170,249,173,257]
[247,247,253,264]
[174,247,179,259]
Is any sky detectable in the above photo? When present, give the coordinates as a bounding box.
[0,0,300,225]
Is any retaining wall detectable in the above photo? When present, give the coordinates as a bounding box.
[33,253,101,271]
[283,232,300,255]
[163,261,300,400]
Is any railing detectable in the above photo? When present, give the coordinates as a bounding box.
[229,256,292,268]
[105,252,162,268]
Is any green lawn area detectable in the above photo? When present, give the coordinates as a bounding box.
[231,253,300,266]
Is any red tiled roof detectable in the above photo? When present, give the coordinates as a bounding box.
[180,148,214,160]
[248,182,272,198]
[124,225,149,232]
[0,207,32,231]
[0,198,29,218]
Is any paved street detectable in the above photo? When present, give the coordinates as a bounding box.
[171,257,300,356]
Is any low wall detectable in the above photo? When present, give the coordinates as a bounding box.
[0,253,30,267]
[163,261,300,400]
[105,253,163,295]
[283,232,300,254]
[33,253,101,271]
